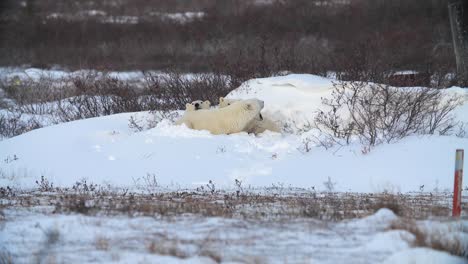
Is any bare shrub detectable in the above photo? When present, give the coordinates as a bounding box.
[71,179,98,194]
[0,70,241,138]
[133,173,160,193]
[0,248,13,264]
[456,122,468,138]
[128,115,145,132]
[36,175,54,192]
[2,75,70,115]
[143,72,236,110]
[0,186,15,198]
[314,81,462,147]
[2,0,455,86]
[0,112,42,139]
[372,193,404,216]
[128,110,180,132]
[55,74,144,122]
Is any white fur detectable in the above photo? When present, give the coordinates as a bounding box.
[244,116,281,134]
[185,103,196,112]
[218,97,281,134]
[219,97,239,108]
[191,100,211,110]
[186,100,211,111]
[176,99,264,135]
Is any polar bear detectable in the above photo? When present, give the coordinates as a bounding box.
[191,100,211,110]
[185,100,211,111]
[218,97,281,134]
[219,97,238,108]
[176,99,264,135]
[185,103,196,111]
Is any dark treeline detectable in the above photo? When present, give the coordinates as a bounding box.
[0,0,457,85]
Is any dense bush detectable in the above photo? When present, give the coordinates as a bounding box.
[0,0,459,86]
[0,70,239,137]
[0,112,42,139]
[314,81,462,147]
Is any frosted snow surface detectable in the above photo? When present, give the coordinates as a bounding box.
[2,208,466,263]
[1,72,468,263]
[1,74,468,193]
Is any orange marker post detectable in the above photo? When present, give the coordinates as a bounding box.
[453,149,464,217]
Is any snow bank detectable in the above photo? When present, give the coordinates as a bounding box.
[1,74,467,193]
[2,205,464,263]
[227,74,334,129]
[383,248,466,264]
[0,67,146,82]
[228,74,468,127]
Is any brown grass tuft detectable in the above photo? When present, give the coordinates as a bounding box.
[390,219,468,258]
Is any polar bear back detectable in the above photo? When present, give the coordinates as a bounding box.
[219,97,280,134]
[176,99,263,135]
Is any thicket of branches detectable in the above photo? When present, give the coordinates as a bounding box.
[0,71,239,138]
[0,0,465,139]
[314,81,462,148]
[0,0,461,86]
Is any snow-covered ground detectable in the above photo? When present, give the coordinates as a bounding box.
[1,110,467,193]
[0,67,148,83]
[1,70,468,263]
[0,67,226,88]
[42,10,205,24]
[1,73,467,193]
[1,206,466,263]
[0,204,468,264]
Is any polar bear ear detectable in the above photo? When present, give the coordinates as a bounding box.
[219,97,224,103]
[204,100,211,106]
[185,103,192,109]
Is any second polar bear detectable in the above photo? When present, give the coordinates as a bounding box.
[176,99,264,135]
[185,100,211,111]
[219,97,281,134]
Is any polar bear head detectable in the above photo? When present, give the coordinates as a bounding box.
[185,103,196,111]
[186,100,211,111]
[192,100,211,110]
[219,97,239,108]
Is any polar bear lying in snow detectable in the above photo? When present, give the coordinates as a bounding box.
[219,97,280,134]
[185,100,211,111]
[176,99,264,135]
[218,97,238,108]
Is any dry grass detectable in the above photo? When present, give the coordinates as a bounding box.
[1,180,466,263]
[147,240,188,259]
[95,236,110,251]
[0,249,13,264]
[0,0,457,86]
[198,249,222,263]
[389,218,468,258]
[1,184,463,221]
